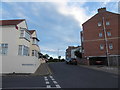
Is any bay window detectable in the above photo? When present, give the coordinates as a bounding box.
[18,45,29,56]
[32,38,39,45]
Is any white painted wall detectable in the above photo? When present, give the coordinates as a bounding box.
[17,20,28,29]
[0,22,41,73]
[2,56,40,73]
[32,31,37,37]
[2,26,19,56]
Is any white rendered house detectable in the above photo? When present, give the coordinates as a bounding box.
[0,19,41,73]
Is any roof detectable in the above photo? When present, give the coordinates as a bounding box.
[28,30,35,34]
[32,37,40,41]
[82,11,120,26]
[0,19,25,26]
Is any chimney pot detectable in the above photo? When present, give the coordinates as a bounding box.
[98,7,106,13]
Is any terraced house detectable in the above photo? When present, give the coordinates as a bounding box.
[0,19,41,73]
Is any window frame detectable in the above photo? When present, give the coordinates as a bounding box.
[32,50,38,58]
[98,22,102,27]
[106,21,110,26]
[0,43,8,55]
[99,32,103,37]
[100,44,104,50]
[18,45,29,56]
[109,43,113,50]
[20,30,31,41]
[107,32,111,36]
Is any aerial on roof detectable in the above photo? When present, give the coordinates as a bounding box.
[0,19,25,26]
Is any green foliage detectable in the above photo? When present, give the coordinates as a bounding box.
[58,56,61,59]
[48,58,65,62]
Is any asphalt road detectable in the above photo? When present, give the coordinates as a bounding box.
[48,62,118,88]
[2,62,119,89]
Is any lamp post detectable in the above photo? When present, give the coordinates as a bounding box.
[58,49,59,59]
[102,17,110,67]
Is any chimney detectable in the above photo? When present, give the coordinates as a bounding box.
[98,7,106,13]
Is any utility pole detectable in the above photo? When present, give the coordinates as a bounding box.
[102,17,110,67]
[58,49,59,59]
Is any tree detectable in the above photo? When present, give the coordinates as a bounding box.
[58,56,61,60]
[45,54,49,59]
[74,50,82,58]
[43,54,49,59]
[49,57,53,60]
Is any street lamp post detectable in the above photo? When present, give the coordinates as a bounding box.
[102,17,110,67]
[58,49,59,59]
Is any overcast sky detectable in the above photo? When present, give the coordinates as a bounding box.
[1,0,119,58]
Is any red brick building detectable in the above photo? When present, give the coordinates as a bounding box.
[81,8,120,65]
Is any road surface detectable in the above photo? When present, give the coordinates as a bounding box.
[2,62,118,89]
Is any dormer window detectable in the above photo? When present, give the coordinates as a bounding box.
[20,29,30,41]
[32,37,39,45]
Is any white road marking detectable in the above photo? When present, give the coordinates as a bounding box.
[46,85,51,88]
[45,78,48,81]
[44,76,47,79]
[56,85,61,88]
[53,81,58,84]
[49,76,53,78]
[44,75,61,88]
[51,78,55,80]
[46,81,50,84]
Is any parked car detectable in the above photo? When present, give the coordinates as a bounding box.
[65,58,78,65]
[95,60,104,65]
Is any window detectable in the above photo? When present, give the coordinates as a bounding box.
[100,44,104,50]
[32,50,34,56]
[107,32,111,36]
[20,30,24,37]
[99,33,103,37]
[32,50,38,58]
[109,43,113,49]
[106,21,110,26]
[18,45,29,56]
[20,30,30,41]
[18,45,22,55]
[25,31,30,41]
[23,46,29,56]
[0,43,8,55]
[33,39,38,45]
[0,44,2,54]
[98,22,102,26]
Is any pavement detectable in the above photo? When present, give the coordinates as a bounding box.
[34,63,52,76]
[2,63,52,76]
[79,65,119,75]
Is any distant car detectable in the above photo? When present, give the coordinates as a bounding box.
[66,58,78,65]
